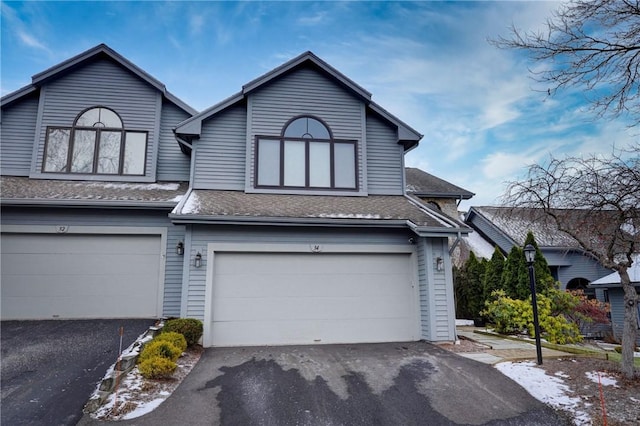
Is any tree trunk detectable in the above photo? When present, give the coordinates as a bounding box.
[619,268,638,380]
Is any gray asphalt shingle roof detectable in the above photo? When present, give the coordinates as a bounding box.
[172,189,468,231]
[405,167,474,199]
[0,176,187,206]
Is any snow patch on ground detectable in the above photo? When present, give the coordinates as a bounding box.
[455,319,475,326]
[495,361,590,425]
[584,371,619,387]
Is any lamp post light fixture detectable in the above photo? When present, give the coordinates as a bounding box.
[524,244,543,365]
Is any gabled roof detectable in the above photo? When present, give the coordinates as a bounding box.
[466,206,580,249]
[405,167,474,199]
[170,189,469,236]
[466,206,635,256]
[0,176,187,209]
[174,51,422,150]
[1,44,196,115]
[590,257,640,287]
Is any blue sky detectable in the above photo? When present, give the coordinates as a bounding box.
[1,1,635,210]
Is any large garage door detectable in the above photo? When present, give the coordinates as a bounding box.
[1,233,161,320]
[209,252,418,347]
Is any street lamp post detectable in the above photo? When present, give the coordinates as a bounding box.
[524,244,543,365]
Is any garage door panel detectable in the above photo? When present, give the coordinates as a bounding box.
[209,251,417,346]
[213,317,414,347]
[214,294,413,321]
[1,233,161,320]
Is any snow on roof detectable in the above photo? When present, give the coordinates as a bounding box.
[591,256,640,285]
[464,230,496,259]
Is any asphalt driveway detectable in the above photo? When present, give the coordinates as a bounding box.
[1,319,154,426]
[79,341,569,425]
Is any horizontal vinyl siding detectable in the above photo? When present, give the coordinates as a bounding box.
[417,238,430,337]
[418,237,454,341]
[1,206,182,317]
[366,112,403,195]
[157,101,191,181]
[556,252,612,289]
[248,67,364,191]
[164,224,186,316]
[184,225,411,321]
[608,287,640,345]
[193,105,246,189]
[33,59,159,181]
[1,94,39,176]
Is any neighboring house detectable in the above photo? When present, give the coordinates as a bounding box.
[405,167,480,267]
[1,45,469,348]
[1,44,194,321]
[465,206,612,295]
[405,167,474,220]
[590,262,640,345]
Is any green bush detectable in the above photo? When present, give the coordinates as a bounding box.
[138,339,181,364]
[163,318,203,347]
[482,289,583,344]
[154,332,187,353]
[138,356,177,379]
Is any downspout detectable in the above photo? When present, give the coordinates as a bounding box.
[449,230,462,256]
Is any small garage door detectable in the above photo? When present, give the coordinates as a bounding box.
[209,251,418,346]
[1,233,161,320]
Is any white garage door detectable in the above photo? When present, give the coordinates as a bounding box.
[1,233,162,320]
[208,251,418,347]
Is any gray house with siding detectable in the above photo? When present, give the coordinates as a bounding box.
[465,206,612,295]
[590,262,640,345]
[1,45,469,347]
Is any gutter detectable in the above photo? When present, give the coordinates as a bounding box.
[169,213,410,228]
[1,199,182,210]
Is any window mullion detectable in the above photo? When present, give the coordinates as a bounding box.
[118,131,126,174]
[65,129,76,173]
[330,141,335,189]
[92,129,100,174]
[305,140,310,188]
[279,139,285,187]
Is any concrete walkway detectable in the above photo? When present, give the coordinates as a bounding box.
[455,327,576,364]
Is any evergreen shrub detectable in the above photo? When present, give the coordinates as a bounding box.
[138,339,181,363]
[163,318,203,347]
[154,331,187,353]
[138,356,177,379]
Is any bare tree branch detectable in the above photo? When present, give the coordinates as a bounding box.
[502,143,640,378]
[491,0,640,125]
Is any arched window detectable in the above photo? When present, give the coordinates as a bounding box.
[43,106,147,175]
[255,115,357,190]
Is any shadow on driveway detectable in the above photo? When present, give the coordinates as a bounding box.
[79,341,570,425]
[1,319,154,426]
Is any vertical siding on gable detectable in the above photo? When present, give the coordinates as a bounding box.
[1,94,39,176]
[157,101,191,181]
[193,105,247,190]
[32,59,159,181]
[366,112,404,195]
[247,67,365,190]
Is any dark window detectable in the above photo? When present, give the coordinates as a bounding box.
[255,115,357,190]
[42,107,147,175]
